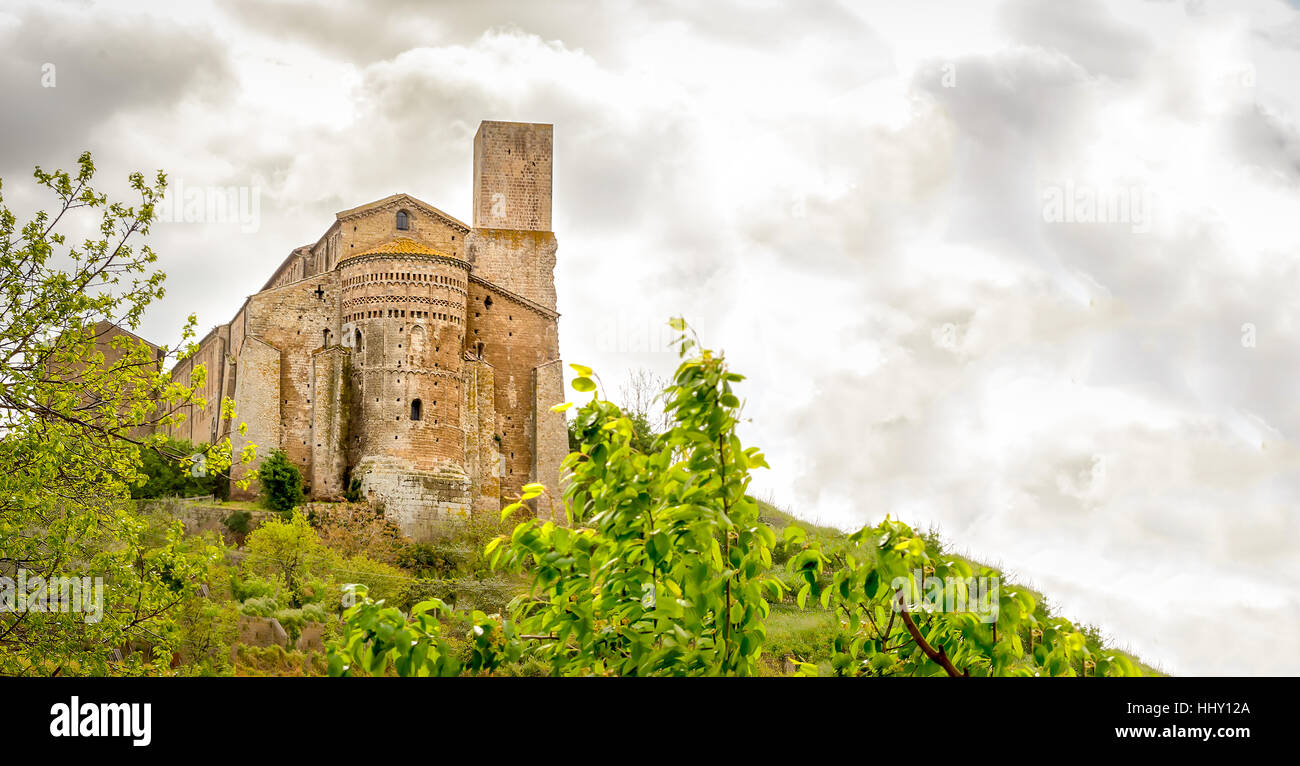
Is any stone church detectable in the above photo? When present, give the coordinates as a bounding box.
[163,121,567,539]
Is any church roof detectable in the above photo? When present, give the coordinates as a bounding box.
[349,237,455,259]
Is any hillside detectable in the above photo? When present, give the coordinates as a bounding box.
[757,499,1163,676]
[150,494,1162,677]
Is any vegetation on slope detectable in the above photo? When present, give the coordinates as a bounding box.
[329,321,1158,677]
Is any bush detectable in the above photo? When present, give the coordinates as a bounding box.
[259,449,303,514]
[301,602,330,623]
[223,509,254,546]
[310,503,407,564]
[274,608,306,644]
[397,542,465,578]
[230,573,279,602]
[239,595,279,618]
[234,645,329,677]
[394,576,518,614]
[332,554,409,605]
[393,513,514,579]
[242,510,326,607]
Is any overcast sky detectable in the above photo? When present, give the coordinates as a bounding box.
[4,0,1300,675]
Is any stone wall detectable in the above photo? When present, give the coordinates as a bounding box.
[531,359,569,520]
[466,279,561,503]
[236,616,330,653]
[310,346,352,498]
[230,336,281,498]
[462,358,502,513]
[242,270,341,493]
[466,230,559,311]
[149,500,276,538]
[165,324,231,445]
[238,615,289,647]
[354,456,471,540]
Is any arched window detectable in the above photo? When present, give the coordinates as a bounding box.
[396,210,409,230]
[354,328,362,350]
[410,399,422,421]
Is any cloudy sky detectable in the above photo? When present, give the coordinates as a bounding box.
[4,0,1300,675]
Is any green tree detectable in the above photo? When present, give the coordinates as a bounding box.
[131,436,229,500]
[0,153,253,675]
[489,320,781,676]
[332,319,783,677]
[258,449,303,514]
[242,510,326,608]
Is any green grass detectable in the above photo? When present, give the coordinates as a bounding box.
[763,605,838,676]
[756,498,843,538]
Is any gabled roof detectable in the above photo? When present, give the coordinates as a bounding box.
[334,193,469,232]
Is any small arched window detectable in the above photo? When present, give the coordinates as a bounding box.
[354,328,362,350]
[396,210,409,230]
[410,398,422,421]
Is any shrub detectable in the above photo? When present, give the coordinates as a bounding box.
[259,449,303,514]
[242,510,327,607]
[397,542,466,578]
[223,509,254,546]
[310,503,407,564]
[240,595,279,618]
[301,602,330,623]
[332,554,409,605]
[230,574,278,602]
[274,608,306,644]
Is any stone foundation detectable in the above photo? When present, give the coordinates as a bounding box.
[353,456,472,540]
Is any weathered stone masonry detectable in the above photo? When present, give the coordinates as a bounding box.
[157,121,567,539]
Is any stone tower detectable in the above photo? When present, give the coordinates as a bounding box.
[160,120,567,540]
[466,122,567,519]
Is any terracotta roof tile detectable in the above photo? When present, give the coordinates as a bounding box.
[348,237,454,259]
